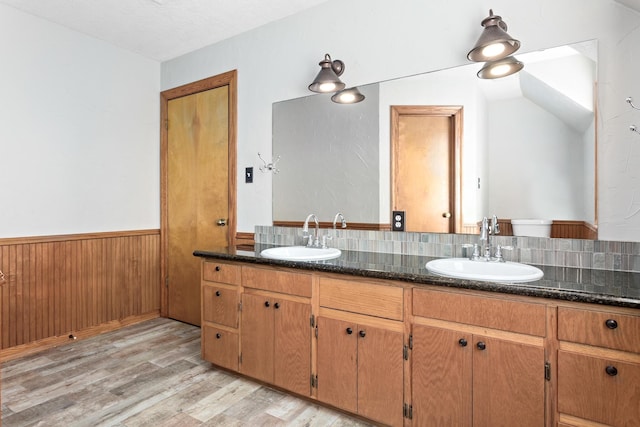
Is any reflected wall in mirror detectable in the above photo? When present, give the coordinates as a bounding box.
[272,40,597,237]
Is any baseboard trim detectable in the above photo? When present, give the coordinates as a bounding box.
[0,311,160,362]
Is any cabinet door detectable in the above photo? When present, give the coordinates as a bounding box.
[412,324,472,426]
[473,336,545,427]
[317,316,358,413]
[240,293,274,383]
[202,324,238,371]
[357,324,404,427]
[558,350,640,426]
[202,285,238,328]
[273,298,311,396]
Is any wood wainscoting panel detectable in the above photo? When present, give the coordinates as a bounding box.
[0,230,160,352]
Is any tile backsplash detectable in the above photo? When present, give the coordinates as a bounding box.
[254,226,640,273]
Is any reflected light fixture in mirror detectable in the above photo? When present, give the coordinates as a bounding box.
[331,87,365,104]
[477,55,524,79]
[308,53,346,93]
[467,9,521,62]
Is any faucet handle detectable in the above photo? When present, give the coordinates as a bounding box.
[304,233,313,247]
[494,245,513,262]
[462,243,480,260]
[322,234,332,249]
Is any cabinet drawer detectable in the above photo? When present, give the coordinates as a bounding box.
[413,288,546,337]
[558,307,640,353]
[203,261,241,285]
[242,266,312,297]
[202,284,238,328]
[319,277,403,320]
[558,350,640,426]
[202,324,239,371]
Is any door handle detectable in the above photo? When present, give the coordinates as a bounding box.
[442,212,451,218]
[216,218,228,226]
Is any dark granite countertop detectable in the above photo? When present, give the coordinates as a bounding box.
[194,245,640,309]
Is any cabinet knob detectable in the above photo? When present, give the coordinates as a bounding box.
[605,319,618,329]
[215,333,221,339]
[346,327,353,335]
[458,338,468,347]
[605,365,618,376]
[215,266,221,271]
[274,302,280,309]
[264,301,270,308]
[476,341,486,350]
[215,290,221,297]
[359,330,366,338]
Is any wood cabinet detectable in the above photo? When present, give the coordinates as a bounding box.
[240,266,312,396]
[198,257,640,427]
[557,305,640,426]
[201,261,241,371]
[411,288,546,426]
[316,277,405,426]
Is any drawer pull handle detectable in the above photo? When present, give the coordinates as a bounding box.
[274,302,280,309]
[215,291,221,297]
[346,328,353,335]
[264,301,270,308]
[605,319,618,329]
[605,365,618,376]
[359,330,366,338]
[215,266,221,272]
[477,341,486,350]
[459,338,468,347]
[215,333,221,339]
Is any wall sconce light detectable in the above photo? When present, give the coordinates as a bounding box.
[476,56,524,79]
[331,87,365,104]
[468,9,520,62]
[468,9,522,79]
[308,54,346,93]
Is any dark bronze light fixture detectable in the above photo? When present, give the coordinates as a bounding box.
[331,87,365,104]
[308,54,346,93]
[468,9,520,62]
[476,56,524,79]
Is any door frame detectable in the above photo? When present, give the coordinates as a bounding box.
[159,70,237,317]
[390,105,462,233]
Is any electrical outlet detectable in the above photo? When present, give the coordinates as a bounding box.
[245,167,253,183]
[392,210,405,231]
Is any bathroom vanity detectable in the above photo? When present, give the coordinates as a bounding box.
[194,246,640,427]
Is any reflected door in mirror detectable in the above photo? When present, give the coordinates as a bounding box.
[392,106,461,233]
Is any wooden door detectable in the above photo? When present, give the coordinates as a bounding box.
[317,316,358,413]
[473,336,545,427]
[240,293,274,383]
[412,324,472,426]
[357,324,404,427]
[273,298,311,396]
[166,86,229,326]
[391,106,462,233]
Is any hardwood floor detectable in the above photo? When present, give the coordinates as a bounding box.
[2,318,374,426]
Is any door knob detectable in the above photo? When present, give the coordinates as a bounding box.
[442,212,451,218]
[216,218,228,226]
[359,330,366,338]
[476,341,486,350]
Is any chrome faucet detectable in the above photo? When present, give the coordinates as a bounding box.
[333,212,347,229]
[479,215,500,260]
[303,214,320,247]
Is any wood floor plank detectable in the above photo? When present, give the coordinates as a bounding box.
[2,318,374,426]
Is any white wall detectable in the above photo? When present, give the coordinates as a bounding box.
[162,0,640,241]
[0,4,160,238]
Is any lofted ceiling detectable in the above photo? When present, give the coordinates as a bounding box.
[0,0,331,61]
[1,0,638,62]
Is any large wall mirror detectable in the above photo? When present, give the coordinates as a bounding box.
[272,40,597,236]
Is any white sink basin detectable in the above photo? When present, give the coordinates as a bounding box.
[260,246,342,261]
[426,258,543,283]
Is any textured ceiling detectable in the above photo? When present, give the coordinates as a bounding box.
[0,0,331,61]
[1,0,639,62]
